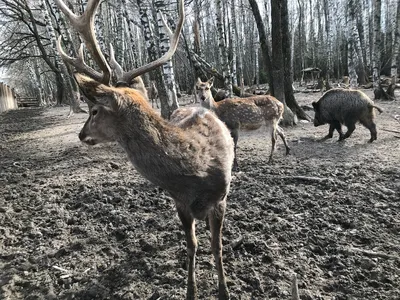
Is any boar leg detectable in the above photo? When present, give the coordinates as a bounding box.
[360,120,377,142]
[341,122,356,140]
[322,121,343,140]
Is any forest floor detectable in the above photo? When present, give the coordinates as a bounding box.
[1,89,400,300]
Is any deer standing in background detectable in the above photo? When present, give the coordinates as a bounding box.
[147,80,159,108]
[55,0,233,299]
[196,77,290,169]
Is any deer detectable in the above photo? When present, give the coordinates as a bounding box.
[147,80,159,108]
[54,0,233,299]
[196,77,291,169]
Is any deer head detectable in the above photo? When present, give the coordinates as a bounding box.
[196,77,215,109]
[54,0,184,145]
[55,0,183,87]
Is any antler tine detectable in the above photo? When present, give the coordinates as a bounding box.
[122,0,185,83]
[57,37,103,82]
[109,43,124,80]
[54,0,111,85]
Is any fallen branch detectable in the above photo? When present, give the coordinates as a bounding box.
[382,128,400,134]
[340,247,400,261]
[279,176,331,183]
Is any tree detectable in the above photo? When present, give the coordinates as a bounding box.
[270,0,296,126]
[388,0,400,98]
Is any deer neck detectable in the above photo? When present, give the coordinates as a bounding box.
[115,103,186,187]
[202,94,218,112]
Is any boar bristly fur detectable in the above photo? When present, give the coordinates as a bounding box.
[312,88,383,142]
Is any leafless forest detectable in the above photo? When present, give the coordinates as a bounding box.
[1,0,400,299]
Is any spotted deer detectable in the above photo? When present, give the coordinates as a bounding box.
[55,0,233,299]
[196,77,290,169]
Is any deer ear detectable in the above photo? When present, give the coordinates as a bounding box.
[208,77,214,87]
[75,73,120,109]
[197,77,203,85]
[75,74,107,96]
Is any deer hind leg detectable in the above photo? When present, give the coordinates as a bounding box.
[176,205,198,300]
[267,124,277,163]
[276,125,290,155]
[208,198,230,300]
[230,128,239,171]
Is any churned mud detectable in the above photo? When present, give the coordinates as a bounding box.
[1,90,399,299]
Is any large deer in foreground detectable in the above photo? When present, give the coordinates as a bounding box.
[55,1,233,299]
[196,77,291,169]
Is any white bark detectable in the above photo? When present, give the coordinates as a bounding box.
[215,0,232,96]
[155,0,179,109]
[373,0,382,89]
[390,0,400,84]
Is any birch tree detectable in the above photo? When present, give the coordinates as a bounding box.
[154,0,179,113]
[215,0,232,96]
[388,0,400,98]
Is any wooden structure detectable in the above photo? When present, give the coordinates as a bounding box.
[16,96,39,107]
[300,67,321,86]
[0,82,17,113]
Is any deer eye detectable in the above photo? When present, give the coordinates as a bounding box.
[92,109,98,116]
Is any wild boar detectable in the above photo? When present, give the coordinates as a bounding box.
[312,88,383,142]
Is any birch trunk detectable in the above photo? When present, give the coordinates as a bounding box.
[323,0,334,88]
[348,0,359,87]
[230,0,238,87]
[373,0,382,93]
[389,0,400,97]
[40,0,83,114]
[154,0,179,113]
[137,0,173,119]
[121,0,140,67]
[215,0,232,96]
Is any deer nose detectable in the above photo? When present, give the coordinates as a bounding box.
[200,96,206,101]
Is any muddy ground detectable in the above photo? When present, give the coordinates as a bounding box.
[1,90,399,300]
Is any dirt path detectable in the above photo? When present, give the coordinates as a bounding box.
[1,91,399,299]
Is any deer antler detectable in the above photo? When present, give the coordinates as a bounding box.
[109,0,185,84]
[54,0,111,85]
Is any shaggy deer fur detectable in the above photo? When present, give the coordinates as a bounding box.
[196,77,290,169]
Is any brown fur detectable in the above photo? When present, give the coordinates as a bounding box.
[76,74,233,300]
[196,77,290,169]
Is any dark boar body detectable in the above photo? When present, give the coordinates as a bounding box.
[312,88,383,142]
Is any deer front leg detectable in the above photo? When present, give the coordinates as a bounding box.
[176,205,198,300]
[208,199,230,300]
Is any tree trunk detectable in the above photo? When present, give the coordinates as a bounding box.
[271,0,296,126]
[373,0,382,93]
[389,0,400,98]
[323,0,334,87]
[155,0,179,114]
[347,0,358,88]
[248,0,274,95]
[215,0,232,96]
[282,0,310,121]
